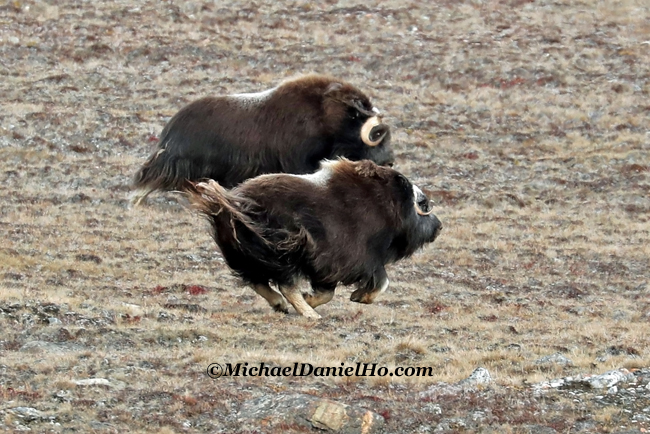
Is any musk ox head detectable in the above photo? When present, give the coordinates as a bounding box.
[187,158,441,319]
[131,74,394,205]
[319,80,392,165]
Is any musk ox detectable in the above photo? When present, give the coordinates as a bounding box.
[132,74,393,204]
[187,158,442,319]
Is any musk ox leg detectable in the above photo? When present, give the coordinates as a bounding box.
[129,188,154,206]
[303,288,335,308]
[252,284,289,314]
[278,285,321,319]
[350,273,390,304]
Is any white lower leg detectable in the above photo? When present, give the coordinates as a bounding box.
[252,284,289,313]
[279,285,321,319]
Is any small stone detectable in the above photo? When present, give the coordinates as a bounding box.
[535,353,573,366]
[8,407,54,422]
[48,317,62,325]
[435,422,451,432]
[521,424,558,434]
[471,411,486,422]
[54,390,71,403]
[459,367,492,387]
[89,421,113,430]
[426,403,442,415]
[585,369,634,389]
[238,392,385,433]
[311,400,348,430]
[74,378,111,387]
[20,340,82,353]
[607,385,618,395]
[573,419,597,432]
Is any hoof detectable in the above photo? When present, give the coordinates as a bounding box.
[273,303,290,314]
[301,310,322,319]
[350,293,373,304]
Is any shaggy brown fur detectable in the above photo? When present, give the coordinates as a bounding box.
[188,159,442,318]
[132,75,393,204]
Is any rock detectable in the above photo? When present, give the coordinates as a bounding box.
[420,368,493,400]
[7,407,55,423]
[419,382,462,399]
[237,392,385,433]
[573,419,597,432]
[470,410,487,422]
[20,340,83,353]
[53,390,71,403]
[157,311,176,322]
[425,403,442,415]
[534,368,637,394]
[584,369,634,389]
[121,302,144,316]
[74,378,111,387]
[435,417,466,431]
[535,353,573,366]
[89,420,114,430]
[522,425,558,434]
[459,367,492,387]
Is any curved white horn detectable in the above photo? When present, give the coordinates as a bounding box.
[415,201,434,216]
[361,116,382,147]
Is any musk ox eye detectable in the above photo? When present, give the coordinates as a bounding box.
[417,196,430,212]
[369,124,388,143]
[415,198,434,216]
[413,185,434,216]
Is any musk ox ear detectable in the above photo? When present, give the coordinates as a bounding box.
[324,82,375,116]
[393,173,417,212]
[324,82,343,95]
[349,98,370,115]
[394,173,413,199]
[394,173,411,192]
[347,97,376,118]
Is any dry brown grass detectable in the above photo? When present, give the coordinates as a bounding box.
[1,0,649,432]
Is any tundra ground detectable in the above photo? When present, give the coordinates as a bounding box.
[1,0,649,432]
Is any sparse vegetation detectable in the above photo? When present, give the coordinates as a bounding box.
[1,0,649,432]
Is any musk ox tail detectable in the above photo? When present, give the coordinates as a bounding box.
[186,179,245,224]
[185,180,261,245]
[187,180,314,282]
[130,149,194,206]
